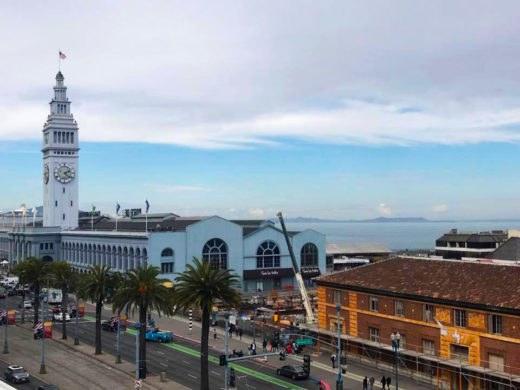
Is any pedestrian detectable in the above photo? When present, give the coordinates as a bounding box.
[235,326,239,337]
[263,339,267,352]
[286,344,292,354]
[331,353,337,369]
[239,328,243,340]
[369,376,375,390]
[213,328,217,340]
[380,376,387,390]
[229,327,233,338]
[251,342,256,355]
[363,376,368,390]
[386,376,391,389]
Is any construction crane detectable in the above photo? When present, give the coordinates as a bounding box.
[277,211,316,324]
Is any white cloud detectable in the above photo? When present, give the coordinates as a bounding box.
[249,208,265,217]
[1,1,520,149]
[376,203,392,217]
[432,204,448,213]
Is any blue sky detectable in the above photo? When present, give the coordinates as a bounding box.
[1,1,520,219]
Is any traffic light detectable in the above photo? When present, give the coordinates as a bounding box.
[303,354,311,374]
[219,355,226,366]
[229,368,236,387]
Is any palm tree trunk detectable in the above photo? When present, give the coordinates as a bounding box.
[95,298,102,354]
[33,283,40,327]
[200,305,210,390]
[61,284,68,339]
[139,305,147,378]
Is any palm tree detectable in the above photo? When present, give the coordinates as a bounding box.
[12,258,50,326]
[49,261,76,340]
[173,258,241,390]
[112,264,174,379]
[76,265,118,354]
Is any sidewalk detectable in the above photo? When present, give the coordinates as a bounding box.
[5,321,189,390]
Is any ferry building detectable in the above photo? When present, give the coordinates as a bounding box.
[0,72,326,292]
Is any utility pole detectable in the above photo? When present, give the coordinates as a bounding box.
[40,283,49,374]
[115,311,123,364]
[3,292,8,354]
[224,313,230,390]
[135,322,141,387]
[336,304,342,390]
[74,295,79,346]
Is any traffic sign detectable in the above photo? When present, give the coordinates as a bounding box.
[295,338,313,345]
[135,379,142,388]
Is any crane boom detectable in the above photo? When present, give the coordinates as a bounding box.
[277,211,315,324]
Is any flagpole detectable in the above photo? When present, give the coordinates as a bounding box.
[145,212,148,233]
[58,49,60,71]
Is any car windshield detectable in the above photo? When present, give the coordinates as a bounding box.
[12,367,26,373]
[292,366,304,371]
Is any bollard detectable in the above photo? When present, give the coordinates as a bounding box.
[160,371,167,382]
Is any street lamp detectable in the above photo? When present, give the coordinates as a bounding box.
[336,304,342,390]
[135,321,141,385]
[3,290,8,354]
[391,332,401,390]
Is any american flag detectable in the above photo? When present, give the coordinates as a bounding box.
[59,51,66,59]
[33,322,44,334]
[110,316,119,326]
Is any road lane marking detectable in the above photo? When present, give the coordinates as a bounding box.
[182,360,191,365]
[160,363,168,367]
[157,351,165,355]
[125,328,304,389]
[188,374,197,379]
[211,371,221,376]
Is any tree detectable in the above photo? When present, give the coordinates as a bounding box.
[49,261,77,340]
[12,258,50,326]
[173,258,241,390]
[112,264,174,379]
[76,265,118,354]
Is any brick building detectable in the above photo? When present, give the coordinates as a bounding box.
[316,257,520,389]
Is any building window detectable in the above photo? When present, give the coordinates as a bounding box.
[71,201,73,206]
[301,243,318,267]
[63,187,65,194]
[423,304,435,323]
[161,248,174,257]
[423,339,435,355]
[161,262,174,273]
[55,201,58,207]
[256,241,280,268]
[370,297,379,312]
[50,243,53,250]
[44,243,48,250]
[454,309,467,328]
[489,315,502,335]
[489,354,505,372]
[395,300,405,317]
[202,238,228,270]
[40,243,43,250]
[333,290,341,305]
[62,213,65,220]
[369,327,380,343]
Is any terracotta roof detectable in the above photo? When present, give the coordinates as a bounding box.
[316,257,520,313]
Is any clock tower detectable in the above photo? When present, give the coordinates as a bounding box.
[42,71,79,229]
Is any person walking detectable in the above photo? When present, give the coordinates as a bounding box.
[239,328,243,340]
[331,353,337,369]
[362,376,368,390]
[262,339,267,353]
[369,376,375,390]
[235,326,239,337]
[380,376,387,390]
[213,328,217,340]
[386,376,392,389]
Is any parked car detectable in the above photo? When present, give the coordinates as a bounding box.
[7,288,16,296]
[23,300,32,309]
[101,320,118,332]
[37,386,59,390]
[4,365,30,384]
[145,328,173,343]
[52,311,70,322]
[276,365,308,380]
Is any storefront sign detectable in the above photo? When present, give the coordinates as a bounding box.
[300,267,321,278]
[243,268,295,279]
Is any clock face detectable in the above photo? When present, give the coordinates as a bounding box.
[43,164,49,184]
[54,163,75,184]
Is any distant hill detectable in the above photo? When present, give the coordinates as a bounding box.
[280,216,430,223]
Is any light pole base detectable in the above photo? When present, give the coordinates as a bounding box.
[336,381,343,390]
[39,364,46,374]
[115,354,121,364]
[74,338,79,346]
[3,345,8,354]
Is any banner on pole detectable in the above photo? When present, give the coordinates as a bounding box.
[121,315,127,331]
[7,310,15,325]
[44,322,52,338]
[78,304,85,318]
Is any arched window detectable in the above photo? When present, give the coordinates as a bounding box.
[301,243,318,267]
[202,239,228,270]
[256,241,280,268]
[161,248,174,257]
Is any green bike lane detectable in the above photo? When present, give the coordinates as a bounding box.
[125,328,308,390]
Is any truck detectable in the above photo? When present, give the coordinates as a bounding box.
[41,288,63,304]
[145,328,173,343]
